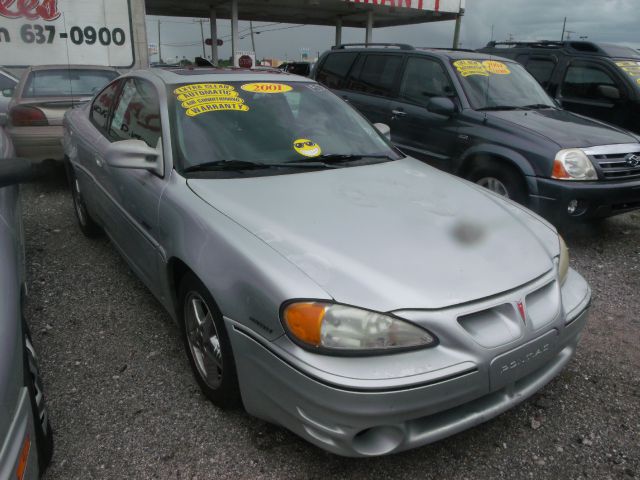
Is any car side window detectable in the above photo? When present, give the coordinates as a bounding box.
[398,57,454,106]
[345,54,402,97]
[525,57,556,88]
[561,62,620,100]
[316,53,358,89]
[90,80,122,134]
[109,79,162,148]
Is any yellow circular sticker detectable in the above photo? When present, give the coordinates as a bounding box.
[482,60,511,75]
[293,139,321,158]
[241,83,293,94]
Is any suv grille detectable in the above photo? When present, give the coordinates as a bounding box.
[592,152,640,180]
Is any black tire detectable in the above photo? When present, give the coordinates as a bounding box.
[23,324,54,474]
[179,272,242,409]
[467,160,528,205]
[66,163,102,238]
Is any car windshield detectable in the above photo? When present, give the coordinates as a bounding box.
[23,69,118,98]
[613,59,640,91]
[451,59,556,110]
[170,80,398,173]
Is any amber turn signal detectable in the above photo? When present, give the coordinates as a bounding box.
[283,302,327,347]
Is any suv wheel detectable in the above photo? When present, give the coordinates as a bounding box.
[468,162,527,205]
[179,273,242,409]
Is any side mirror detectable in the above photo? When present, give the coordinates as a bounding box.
[1,88,14,98]
[427,97,456,117]
[105,139,163,176]
[373,122,391,141]
[0,158,54,188]
[597,85,620,100]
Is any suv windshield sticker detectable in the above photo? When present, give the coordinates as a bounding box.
[293,139,322,157]
[615,61,640,84]
[454,60,511,77]
[241,82,293,93]
[174,83,249,116]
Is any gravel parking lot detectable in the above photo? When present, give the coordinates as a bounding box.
[21,172,639,480]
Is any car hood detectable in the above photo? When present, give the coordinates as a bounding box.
[187,159,557,312]
[486,108,637,148]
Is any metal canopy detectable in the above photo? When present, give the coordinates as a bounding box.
[145,0,459,28]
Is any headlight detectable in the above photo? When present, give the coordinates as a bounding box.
[558,236,569,285]
[552,149,597,180]
[282,302,436,354]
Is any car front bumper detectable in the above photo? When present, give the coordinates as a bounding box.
[8,126,64,162]
[0,388,39,480]
[532,176,640,220]
[227,268,591,457]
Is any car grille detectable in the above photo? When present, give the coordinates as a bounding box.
[592,151,640,180]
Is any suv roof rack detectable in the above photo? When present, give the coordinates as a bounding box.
[485,40,608,54]
[332,43,415,51]
[423,47,478,54]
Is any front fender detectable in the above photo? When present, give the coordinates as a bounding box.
[458,143,537,178]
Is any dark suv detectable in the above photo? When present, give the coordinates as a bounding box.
[479,41,640,134]
[313,44,640,221]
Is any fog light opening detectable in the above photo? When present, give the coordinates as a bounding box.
[567,199,579,215]
[352,425,405,456]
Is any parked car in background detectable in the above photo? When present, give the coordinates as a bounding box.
[0,68,19,115]
[314,44,640,222]
[278,61,312,76]
[478,41,640,134]
[64,67,591,457]
[0,127,54,479]
[7,65,118,162]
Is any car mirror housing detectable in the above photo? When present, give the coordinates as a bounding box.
[1,88,13,98]
[597,84,620,101]
[105,139,163,176]
[427,97,456,117]
[373,122,391,141]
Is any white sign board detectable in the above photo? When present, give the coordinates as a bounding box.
[0,0,134,68]
[346,0,462,13]
[234,50,255,69]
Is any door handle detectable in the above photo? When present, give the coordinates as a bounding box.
[95,157,103,168]
[391,109,407,118]
[341,95,350,103]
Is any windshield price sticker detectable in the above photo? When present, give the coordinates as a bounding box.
[241,83,293,94]
[615,61,640,79]
[454,60,510,77]
[175,83,249,116]
[0,0,133,67]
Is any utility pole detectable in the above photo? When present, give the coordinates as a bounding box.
[561,16,566,42]
[157,19,162,63]
[490,24,494,42]
[197,19,206,57]
[249,21,256,55]
[452,1,465,49]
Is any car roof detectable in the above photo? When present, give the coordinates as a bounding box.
[327,46,513,62]
[480,41,640,59]
[144,67,316,84]
[26,64,118,72]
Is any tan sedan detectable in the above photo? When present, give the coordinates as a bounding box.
[8,65,118,161]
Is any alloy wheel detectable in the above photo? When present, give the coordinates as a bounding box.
[476,176,510,198]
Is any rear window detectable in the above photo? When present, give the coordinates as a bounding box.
[23,69,118,98]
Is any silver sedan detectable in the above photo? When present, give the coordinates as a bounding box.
[63,68,591,457]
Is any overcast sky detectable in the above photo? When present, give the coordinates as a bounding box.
[146,0,640,63]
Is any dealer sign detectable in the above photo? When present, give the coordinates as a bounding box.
[0,0,134,68]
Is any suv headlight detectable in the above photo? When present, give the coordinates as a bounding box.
[558,236,569,285]
[282,301,436,354]
[552,149,597,180]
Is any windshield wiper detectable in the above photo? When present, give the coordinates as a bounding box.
[182,160,270,173]
[522,103,556,110]
[476,105,529,111]
[182,159,338,173]
[313,154,395,164]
